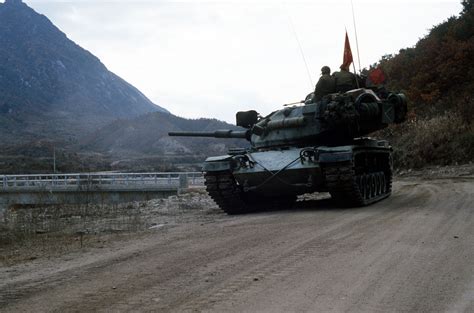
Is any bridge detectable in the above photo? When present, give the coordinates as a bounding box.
[0,172,204,215]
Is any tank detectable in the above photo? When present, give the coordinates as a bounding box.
[169,88,407,214]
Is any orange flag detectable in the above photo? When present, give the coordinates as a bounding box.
[342,31,353,70]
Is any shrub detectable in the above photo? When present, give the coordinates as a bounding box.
[385,112,473,169]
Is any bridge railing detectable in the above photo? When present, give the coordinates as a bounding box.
[0,172,204,191]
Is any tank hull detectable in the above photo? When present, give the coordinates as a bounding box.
[203,138,393,214]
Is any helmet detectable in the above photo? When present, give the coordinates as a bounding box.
[321,66,330,75]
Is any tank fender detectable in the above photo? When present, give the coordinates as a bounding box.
[317,147,353,163]
[203,155,235,172]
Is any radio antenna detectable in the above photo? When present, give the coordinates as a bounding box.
[285,7,314,89]
[351,0,362,73]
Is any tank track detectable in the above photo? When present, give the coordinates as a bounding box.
[205,171,251,215]
[324,162,392,206]
[204,171,296,215]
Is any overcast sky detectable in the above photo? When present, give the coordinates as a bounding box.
[24,0,462,123]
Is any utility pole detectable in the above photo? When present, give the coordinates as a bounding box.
[53,147,56,173]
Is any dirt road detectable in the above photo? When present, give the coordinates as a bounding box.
[1,177,473,312]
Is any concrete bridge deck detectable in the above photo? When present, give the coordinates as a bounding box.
[1,172,204,191]
[0,172,204,214]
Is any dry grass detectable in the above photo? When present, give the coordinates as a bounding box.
[0,203,145,265]
[381,111,474,169]
[0,190,221,265]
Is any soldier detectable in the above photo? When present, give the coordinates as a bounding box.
[333,65,357,92]
[313,66,336,102]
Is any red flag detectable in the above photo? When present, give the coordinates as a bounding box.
[342,31,353,70]
[368,67,386,85]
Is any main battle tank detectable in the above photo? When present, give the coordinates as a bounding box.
[169,88,407,214]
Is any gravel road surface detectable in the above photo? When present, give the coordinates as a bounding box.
[1,176,473,312]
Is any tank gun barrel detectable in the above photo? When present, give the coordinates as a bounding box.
[168,130,249,139]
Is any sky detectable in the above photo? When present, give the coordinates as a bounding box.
[23,0,463,123]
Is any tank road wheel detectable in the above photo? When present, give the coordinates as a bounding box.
[380,173,387,194]
[325,163,393,207]
[374,173,381,196]
[365,174,371,199]
[359,175,367,199]
[370,174,377,198]
[377,172,384,195]
[204,171,258,215]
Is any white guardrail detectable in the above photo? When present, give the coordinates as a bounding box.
[0,172,205,191]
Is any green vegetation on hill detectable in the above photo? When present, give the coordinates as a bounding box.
[376,0,474,168]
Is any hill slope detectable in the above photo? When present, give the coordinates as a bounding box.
[375,0,474,168]
[0,0,167,145]
[379,0,473,108]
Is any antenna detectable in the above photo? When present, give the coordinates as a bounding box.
[285,6,314,89]
[351,0,362,73]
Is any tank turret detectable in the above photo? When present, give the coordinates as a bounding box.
[168,88,407,215]
[249,89,406,148]
[169,89,406,149]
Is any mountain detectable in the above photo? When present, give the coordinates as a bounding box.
[0,0,167,145]
[0,0,248,174]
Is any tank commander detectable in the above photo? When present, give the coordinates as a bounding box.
[314,66,336,102]
[333,65,357,92]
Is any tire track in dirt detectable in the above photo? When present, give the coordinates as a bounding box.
[176,191,420,312]
[1,178,472,312]
[209,179,474,312]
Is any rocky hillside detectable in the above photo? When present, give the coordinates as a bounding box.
[0,0,166,146]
